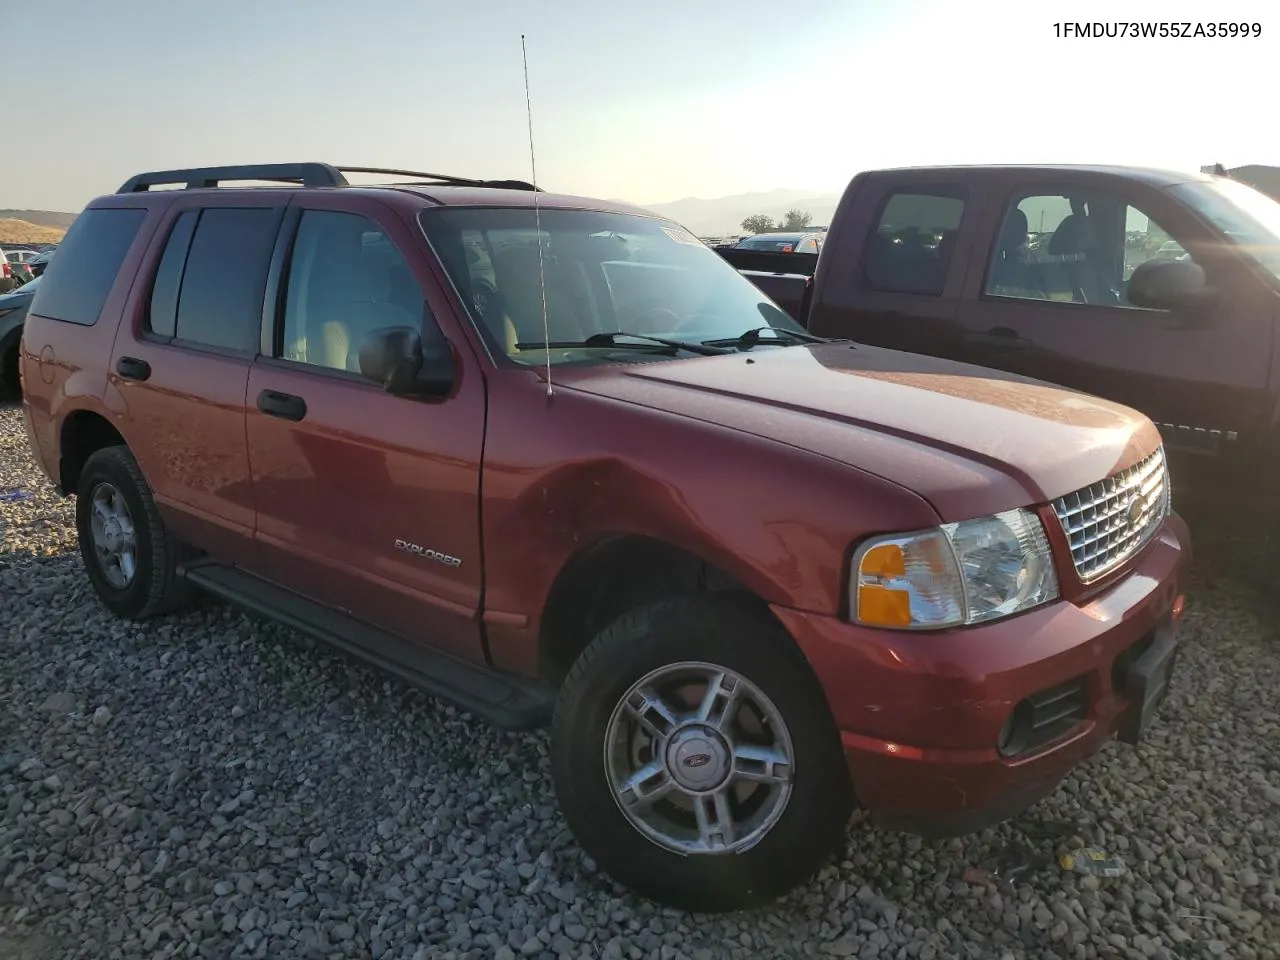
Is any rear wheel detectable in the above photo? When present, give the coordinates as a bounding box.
[550,594,853,911]
[76,446,195,620]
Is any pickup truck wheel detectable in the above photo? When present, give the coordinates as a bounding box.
[551,594,852,911]
[75,446,195,621]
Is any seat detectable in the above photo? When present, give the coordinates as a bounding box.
[489,244,590,354]
[1046,214,1119,304]
[987,209,1049,297]
[319,260,417,373]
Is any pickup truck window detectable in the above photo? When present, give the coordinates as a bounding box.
[280,210,427,374]
[984,192,1197,309]
[864,191,964,296]
[421,208,800,366]
[1170,177,1280,285]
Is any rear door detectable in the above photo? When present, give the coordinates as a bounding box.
[107,194,287,566]
[244,194,488,665]
[806,172,981,357]
[953,174,1274,465]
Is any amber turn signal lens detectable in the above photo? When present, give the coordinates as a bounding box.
[857,583,912,627]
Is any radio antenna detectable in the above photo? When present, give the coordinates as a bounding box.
[521,34,553,398]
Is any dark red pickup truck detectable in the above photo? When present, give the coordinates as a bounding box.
[721,164,1280,525]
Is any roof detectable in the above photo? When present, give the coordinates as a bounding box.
[865,163,1215,187]
[383,184,657,217]
[1227,165,1280,200]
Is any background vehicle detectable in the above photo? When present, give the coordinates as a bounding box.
[720,164,1280,529]
[0,273,39,397]
[0,248,17,292]
[734,231,824,254]
[20,162,1186,912]
[26,247,55,278]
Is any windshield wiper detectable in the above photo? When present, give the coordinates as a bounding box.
[516,331,729,357]
[702,325,836,350]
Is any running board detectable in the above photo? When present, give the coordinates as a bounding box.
[178,561,554,731]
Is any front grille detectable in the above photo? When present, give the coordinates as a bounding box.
[1052,446,1170,583]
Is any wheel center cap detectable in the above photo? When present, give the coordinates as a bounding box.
[102,518,121,550]
[665,725,730,791]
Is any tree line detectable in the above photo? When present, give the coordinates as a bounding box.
[740,209,813,234]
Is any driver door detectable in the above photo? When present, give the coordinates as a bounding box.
[955,180,1274,469]
[246,197,489,665]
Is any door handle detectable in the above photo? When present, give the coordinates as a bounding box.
[964,327,1032,350]
[256,390,307,422]
[115,356,152,381]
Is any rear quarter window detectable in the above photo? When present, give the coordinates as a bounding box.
[29,208,147,326]
[864,189,966,296]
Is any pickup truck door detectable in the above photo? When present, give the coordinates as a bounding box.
[953,178,1275,477]
[244,196,488,665]
[806,175,980,357]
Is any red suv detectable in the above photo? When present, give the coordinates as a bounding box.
[20,163,1189,911]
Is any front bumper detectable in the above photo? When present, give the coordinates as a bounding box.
[773,513,1188,838]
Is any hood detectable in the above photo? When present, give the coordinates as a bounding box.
[562,343,1161,521]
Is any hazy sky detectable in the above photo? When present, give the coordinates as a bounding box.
[3,0,1275,212]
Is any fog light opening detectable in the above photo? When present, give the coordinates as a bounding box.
[997,700,1033,758]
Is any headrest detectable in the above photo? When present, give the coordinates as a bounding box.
[1048,214,1096,255]
[999,209,1029,254]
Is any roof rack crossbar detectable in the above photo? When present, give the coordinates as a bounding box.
[117,163,349,193]
[336,166,541,192]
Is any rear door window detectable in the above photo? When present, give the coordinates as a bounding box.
[28,207,147,326]
[158,207,282,353]
[864,190,966,295]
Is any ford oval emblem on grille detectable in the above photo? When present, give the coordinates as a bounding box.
[683,754,712,768]
[1127,496,1144,527]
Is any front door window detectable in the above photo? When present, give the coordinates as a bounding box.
[984,191,1199,309]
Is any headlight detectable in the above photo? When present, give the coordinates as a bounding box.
[852,509,1059,629]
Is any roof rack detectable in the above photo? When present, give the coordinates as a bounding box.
[116,162,541,194]
[336,166,540,191]
[118,163,348,193]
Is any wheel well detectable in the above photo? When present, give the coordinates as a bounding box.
[538,535,761,686]
[59,411,126,495]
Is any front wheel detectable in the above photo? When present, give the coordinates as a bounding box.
[550,595,853,911]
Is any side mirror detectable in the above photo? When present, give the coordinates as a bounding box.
[357,325,455,398]
[1127,259,1214,311]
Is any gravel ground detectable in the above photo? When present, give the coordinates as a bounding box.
[1,400,1278,960]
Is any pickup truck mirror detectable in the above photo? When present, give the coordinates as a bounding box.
[1127,259,1215,312]
[357,324,455,398]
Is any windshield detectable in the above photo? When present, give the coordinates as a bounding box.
[420,207,803,366]
[1169,178,1280,283]
[737,235,803,250]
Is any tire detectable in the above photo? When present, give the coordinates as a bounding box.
[550,594,853,911]
[75,445,195,620]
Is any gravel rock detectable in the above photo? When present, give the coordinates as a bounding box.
[2,402,1280,960]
